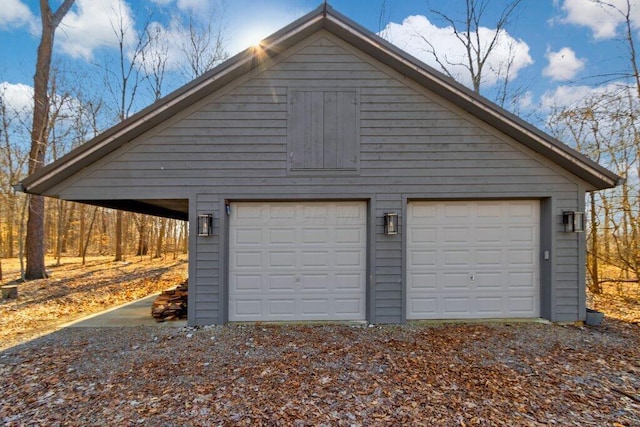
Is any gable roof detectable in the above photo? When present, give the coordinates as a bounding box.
[17,3,622,197]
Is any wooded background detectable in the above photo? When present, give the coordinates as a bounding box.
[0,0,638,294]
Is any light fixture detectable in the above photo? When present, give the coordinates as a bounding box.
[384,212,398,235]
[562,211,584,233]
[197,214,213,236]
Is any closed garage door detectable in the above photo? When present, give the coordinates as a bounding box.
[229,201,367,321]
[407,200,539,319]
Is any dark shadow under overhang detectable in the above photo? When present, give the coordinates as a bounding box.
[74,199,188,221]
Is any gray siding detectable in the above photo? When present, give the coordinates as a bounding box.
[50,31,586,325]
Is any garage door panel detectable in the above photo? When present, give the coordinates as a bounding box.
[335,273,364,290]
[507,249,536,266]
[508,226,536,243]
[410,297,437,316]
[336,250,363,267]
[234,299,263,318]
[443,250,471,266]
[301,274,330,290]
[476,227,502,244]
[302,228,329,244]
[269,251,295,268]
[336,227,363,244]
[269,228,296,245]
[230,201,366,322]
[234,275,263,292]
[476,249,502,266]
[443,203,472,217]
[475,272,502,288]
[234,251,262,268]
[408,272,437,290]
[235,229,262,245]
[301,299,328,315]
[410,250,436,267]
[443,227,471,244]
[269,299,296,316]
[443,272,470,288]
[267,275,296,291]
[508,296,536,313]
[477,297,502,314]
[334,298,363,315]
[407,200,539,319]
[444,297,470,314]
[301,251,329,267]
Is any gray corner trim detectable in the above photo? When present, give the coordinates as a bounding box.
[577,186,587,321]
[220,198,230,325]
[400,194,408,324]
[549,198,558,321]
[540,198,553,321]
[187,195,197,326]
[367,198,376,324]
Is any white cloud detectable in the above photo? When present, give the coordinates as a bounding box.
[540,81,630,111]
[176,0,212,14]
[0,81,33,114]
[381,15,533,89]
[518,91,535,110]
[56,0,136,60]
[560,0,640,39]
[543,47,585,81]
[0,0,36,32]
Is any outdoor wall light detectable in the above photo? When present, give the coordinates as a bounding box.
[562,211,584,233]
[197,214,213,236]
[384,212,398,235]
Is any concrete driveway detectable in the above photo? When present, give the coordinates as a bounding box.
[65,294,187,328]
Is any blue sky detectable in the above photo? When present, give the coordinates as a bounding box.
[0,0,638,128]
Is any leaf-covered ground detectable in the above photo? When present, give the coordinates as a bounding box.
[0,256,639,425]
[0,321,638,425]
[0,256,188,351]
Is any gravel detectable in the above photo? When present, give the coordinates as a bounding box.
[0,321,638,426]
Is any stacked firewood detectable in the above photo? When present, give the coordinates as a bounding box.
[152,280,188,322]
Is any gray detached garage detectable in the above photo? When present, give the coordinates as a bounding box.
[17,5,621,325]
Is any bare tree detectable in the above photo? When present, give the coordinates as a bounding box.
[178,9,228,80]
[405,0,526,108]
[24,0,76,280]
[98,7,152,262]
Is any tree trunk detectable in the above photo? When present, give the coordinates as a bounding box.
[24,0,76,280]
[136,217,148,256]
[155,218,166,258]
[60,203,75,254]
[77,203,85,257]
[81,207,98,265]
[55,199,65,265]
[25,195,47,279]
[7,196,15,257]
[114,210,123,261]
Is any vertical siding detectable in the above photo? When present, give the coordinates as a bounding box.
[53,31,588,324]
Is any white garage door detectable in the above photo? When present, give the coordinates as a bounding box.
[229,201,366,321]
[407,200,539,319]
